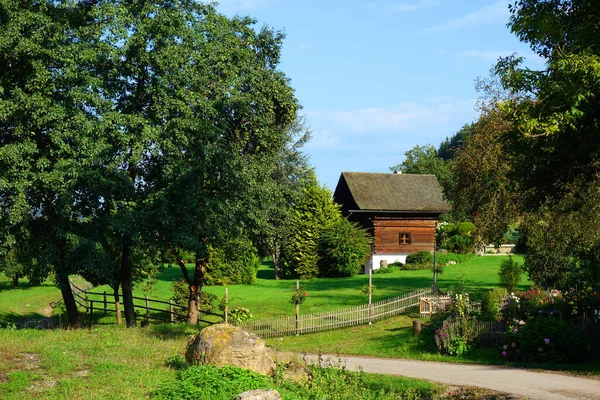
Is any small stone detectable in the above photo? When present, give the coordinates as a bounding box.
[235,389,282,400]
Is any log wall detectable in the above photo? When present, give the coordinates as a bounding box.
[373,218,436,254]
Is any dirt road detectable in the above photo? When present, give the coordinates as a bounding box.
[303,354,600,400]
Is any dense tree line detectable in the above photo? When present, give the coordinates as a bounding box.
[395,0,600,290]
[0,0,303,326]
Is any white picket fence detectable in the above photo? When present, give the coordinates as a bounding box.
[237,287,435,338]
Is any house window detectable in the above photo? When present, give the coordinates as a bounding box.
[399,232,411,245]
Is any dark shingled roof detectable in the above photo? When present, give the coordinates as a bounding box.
[334,172,451,212]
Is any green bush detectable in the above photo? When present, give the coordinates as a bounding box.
[498,256,523,292]
[171,279,217,322]
[152,365,270,399]
[280,177,341,279]
[502,318,591,363]
[405,251,433,265]
[373,265,402,274]
[481,288,508,320]
[317,218,372,278]
[204,238,260,286]
[438,222,476,254]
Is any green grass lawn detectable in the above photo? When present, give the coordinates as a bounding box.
[0,255,530,324]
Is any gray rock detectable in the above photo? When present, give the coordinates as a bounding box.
[185,323,275,375]
[235,389,281,400]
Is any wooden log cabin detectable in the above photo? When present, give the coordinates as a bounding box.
[333,172,451,272]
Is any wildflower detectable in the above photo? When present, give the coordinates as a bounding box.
[544,338,550,345]
[513,328,518,333]
[538,310,543,314]
[518,320,525,325]
[502,351,507,357]
[503,345,508,350]
[511,342,516,348]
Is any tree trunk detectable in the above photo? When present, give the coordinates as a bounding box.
[187,255,207,325]
[56,269,80,327]
[112,284,122,325]
[121,236,136,327]
[11,273,19,288]
[272,245,281,280]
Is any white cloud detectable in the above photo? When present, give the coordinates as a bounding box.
[424,1,509,32]
[390,0,440,12]
[308,99,475,134]
[299,43,313,49]
[305,130,340,150]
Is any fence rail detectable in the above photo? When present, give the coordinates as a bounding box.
[69,280,221,325]
[237,287,436,338]
[442,317,507,347]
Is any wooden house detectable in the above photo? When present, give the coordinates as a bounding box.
[333,172,451,271]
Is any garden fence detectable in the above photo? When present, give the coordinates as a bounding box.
[442,316,507,347]
[237,287,436,338]
[69,280,222,325]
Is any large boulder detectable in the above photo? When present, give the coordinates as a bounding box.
[185,323,275,375]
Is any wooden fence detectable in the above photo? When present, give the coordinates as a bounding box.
[442,317,507,347]
[69,281,222,325]
[419,296,453,317]
[237,287,436,338]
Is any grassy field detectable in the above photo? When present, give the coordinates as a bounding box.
[0,255,529,324]
[0,322,451,399]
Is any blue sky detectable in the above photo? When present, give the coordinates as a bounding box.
[216,0,543,190]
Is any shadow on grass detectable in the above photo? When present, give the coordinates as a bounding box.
[0,311,59,329]
[0,280,57,294]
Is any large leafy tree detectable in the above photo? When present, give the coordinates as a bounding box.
[0,0,114,326]
[280,172,340,279]
[452,0,600,288]
[1,0,301,326]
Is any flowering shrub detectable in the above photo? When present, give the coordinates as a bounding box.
[227,307,252,324]
[290,290,308,305]
[434,293,474,356]
[563,287,600,322]
[502,318,590,363]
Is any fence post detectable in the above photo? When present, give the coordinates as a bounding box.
[224,288,229,325]
[368,265,373,325]
[89,300,93,329]
[145,296,150,324]
[85,290,89,311]
[169,300,174,323]
[103,291,107,316]
[115,298,122,325]
[295,280,300,336]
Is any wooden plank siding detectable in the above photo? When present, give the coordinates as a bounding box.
[373,218,436,254]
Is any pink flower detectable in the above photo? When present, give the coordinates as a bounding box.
[513,328,518,333]
[544,338,550,345]
[502,351,507,357]
[503,345,508,350]
[519,320,525,325]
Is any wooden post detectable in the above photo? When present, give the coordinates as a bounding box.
[433,233,438,292]
[89,300,94,329]
[295,280,300,336]
[413,320,421,335]
[115,300,122,325]
[145,296,150,324]
[85,291,89,311]
[224,288,229,325]
[368,265,373,325]
[103,291,107,316]
[169,300,174,323]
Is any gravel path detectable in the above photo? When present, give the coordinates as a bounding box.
[303,353,600,400]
